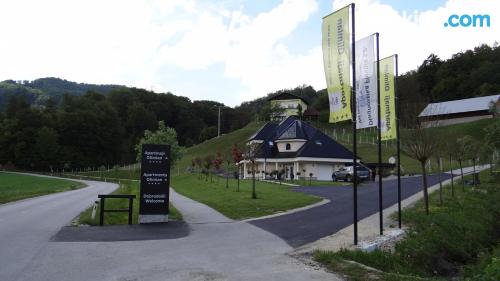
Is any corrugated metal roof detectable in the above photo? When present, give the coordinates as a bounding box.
[418,94,500,117]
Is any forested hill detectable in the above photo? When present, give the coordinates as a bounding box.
[2,43,499,126]
[0,44,498,170]
[0,77,122,109]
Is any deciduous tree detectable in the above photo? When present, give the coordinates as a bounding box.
[402,124,437,215]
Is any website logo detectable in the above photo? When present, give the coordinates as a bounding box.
[444,14,490,27]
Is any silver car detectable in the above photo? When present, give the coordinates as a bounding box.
[332,165,370,182]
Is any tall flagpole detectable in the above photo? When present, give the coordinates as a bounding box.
[376,33,383,236]
[351,3,358,245]
[395,54,402,228]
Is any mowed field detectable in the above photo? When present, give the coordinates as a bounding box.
[0,172,85,204]
[171,173,322,220]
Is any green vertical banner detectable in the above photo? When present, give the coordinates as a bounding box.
[322,6,351,123]
[380,56,396,140]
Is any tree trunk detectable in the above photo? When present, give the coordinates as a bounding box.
[472,158,477,188]
[252,168,256,199]
[450,156,454,197]
[438,159,443,206]
[459,160,464,191]
[237,177,240,192]
[490,157,494,175]
[226,174,228,188]
[421,161,429,215]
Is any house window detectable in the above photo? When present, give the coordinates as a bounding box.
[286,143,291,150]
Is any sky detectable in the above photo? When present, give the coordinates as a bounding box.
[0,0,498,107]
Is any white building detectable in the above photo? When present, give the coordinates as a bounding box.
[240,116,358,181]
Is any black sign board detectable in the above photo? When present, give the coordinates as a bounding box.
[139,144,170,215]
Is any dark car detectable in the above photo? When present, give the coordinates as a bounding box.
[332,165,371,182]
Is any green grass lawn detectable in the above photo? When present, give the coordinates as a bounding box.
[171,173,322,220]
[0,172,85,204]
[314,118,497,175]
[314,169,500,280]
[77,179,182,225]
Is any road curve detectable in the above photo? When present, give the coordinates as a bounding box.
[250,174,450,247]
[0,175,117,281]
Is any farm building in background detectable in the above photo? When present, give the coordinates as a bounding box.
[418,94,500,127]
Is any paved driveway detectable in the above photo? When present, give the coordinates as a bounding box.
[250,174,450,247]
[0,174,339,281]
[0,177,117,281]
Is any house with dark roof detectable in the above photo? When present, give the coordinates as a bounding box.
[418,94,500,127]
[241,116,358,181]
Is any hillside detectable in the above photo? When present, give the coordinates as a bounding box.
[176,121,265,170]
[175,118,497,175]
[0,78,122,110]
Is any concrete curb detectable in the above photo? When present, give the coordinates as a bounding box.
[243,198,331,222]
[261,179,301,186]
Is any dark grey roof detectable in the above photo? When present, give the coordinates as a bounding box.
[248,122,278,141]
[268,92,309,105]
[254,116,356,160]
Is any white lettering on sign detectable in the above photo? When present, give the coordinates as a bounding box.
[143,193,166,204]
[143,173,169,185]
[144,150,169,163]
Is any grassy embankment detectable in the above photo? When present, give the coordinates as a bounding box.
[314,170,500,281]
[313,118,497,175]
[175,121,265,170]
[0,172,85,204]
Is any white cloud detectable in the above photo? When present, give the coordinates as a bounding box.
[0,0,498,107]
[0,0,321,105]
[332,0,499,72]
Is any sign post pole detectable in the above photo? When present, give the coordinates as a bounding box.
[139,144,170,224]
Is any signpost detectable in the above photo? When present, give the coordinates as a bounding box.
[139,144,170,223]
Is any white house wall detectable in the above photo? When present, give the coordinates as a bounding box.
[242,160,347,181]
[300,162,342,180]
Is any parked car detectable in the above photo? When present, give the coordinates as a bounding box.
[332,165,371,182]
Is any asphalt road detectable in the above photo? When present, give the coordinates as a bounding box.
[2,188,339,281]
[250,173,451,247]
[0,176,116,281]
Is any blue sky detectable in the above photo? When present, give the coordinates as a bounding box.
[0,0,497,106]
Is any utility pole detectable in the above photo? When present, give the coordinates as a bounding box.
[218,106,221,137]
